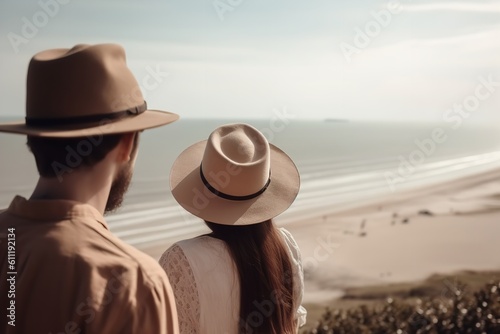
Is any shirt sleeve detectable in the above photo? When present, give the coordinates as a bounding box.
[159,244,200,334]
[279,228,307,329]
[89,264,179,334]
[136,273,180,334]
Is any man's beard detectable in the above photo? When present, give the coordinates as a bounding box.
[105,163,133,214]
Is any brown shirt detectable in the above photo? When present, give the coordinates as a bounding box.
[0,196,179,334]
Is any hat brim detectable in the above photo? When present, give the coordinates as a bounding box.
[0,109,179,138]
[170,140,300,226]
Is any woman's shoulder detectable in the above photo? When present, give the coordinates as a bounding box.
[160,236,222,271]
[278,227,302,262]
[174,235,223,250]
[164,235,228,262]
[161,236,208,259]
[278,228,300,249]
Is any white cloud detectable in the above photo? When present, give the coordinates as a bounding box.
[364,25,500,67]
[402,2,500,13]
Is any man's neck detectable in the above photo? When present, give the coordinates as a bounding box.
[30,172,112,215]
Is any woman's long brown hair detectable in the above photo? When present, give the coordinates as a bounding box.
[205,220,296,334]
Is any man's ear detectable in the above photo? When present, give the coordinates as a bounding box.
[116,132,136,163]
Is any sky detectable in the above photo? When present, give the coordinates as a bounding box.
[0,0,499,121]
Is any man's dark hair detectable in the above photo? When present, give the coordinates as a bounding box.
[26,133,134,178]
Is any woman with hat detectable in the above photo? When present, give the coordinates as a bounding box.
[159,123,306,333]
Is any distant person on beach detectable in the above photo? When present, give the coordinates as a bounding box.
[0,44,179,333]
[159,123,307,333]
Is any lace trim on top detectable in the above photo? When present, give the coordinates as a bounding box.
[159,244,200,334]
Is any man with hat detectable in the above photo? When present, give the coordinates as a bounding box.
[0,44,179,333]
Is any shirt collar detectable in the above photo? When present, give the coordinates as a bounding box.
[6,195,109,230]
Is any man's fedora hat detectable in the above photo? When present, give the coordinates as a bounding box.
[170,123,300,225]
[0,43,178,137]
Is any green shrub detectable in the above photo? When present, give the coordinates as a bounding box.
[304,281,500,334]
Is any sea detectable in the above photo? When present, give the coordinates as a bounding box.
[1,119,500,255]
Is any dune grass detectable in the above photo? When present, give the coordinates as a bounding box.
[302,270,500,333]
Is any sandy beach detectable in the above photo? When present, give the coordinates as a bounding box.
[283,166,500,326]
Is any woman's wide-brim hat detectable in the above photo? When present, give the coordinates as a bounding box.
[0,43,178,137]
[170,123,300,225]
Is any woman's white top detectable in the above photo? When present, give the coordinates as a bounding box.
[159,228,307,334]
